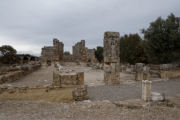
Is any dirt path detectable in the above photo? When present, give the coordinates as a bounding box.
[3,65,53,87]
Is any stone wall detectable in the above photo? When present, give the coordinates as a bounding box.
[72,40,87,62]
[104,32,120,85]
[53,68,84,87]
[0,62,41,84]
[86,49,97,63]
[41,38,64,63]
[159,64,180,79]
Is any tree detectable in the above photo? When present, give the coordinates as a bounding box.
[142,13,180,64]
[133,40,148,64]
[95,46,103,63]
[0,45,20,64]
[120,34,145,64]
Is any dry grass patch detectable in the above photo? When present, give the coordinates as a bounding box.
[0,88,73,103]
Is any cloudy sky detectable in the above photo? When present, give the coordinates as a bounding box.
[0,0,180,56]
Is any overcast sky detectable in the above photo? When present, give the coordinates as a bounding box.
[0,0,180,56]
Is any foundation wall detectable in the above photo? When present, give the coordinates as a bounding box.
[53,69,84,87]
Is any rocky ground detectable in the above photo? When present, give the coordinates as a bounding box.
[0,64,180,120]
[0,98,180,120]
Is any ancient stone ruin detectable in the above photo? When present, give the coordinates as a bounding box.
[72,85,88,101]
[53,67,84,87]
[86,49,97,63]
[72,40,87,62]
[103,32,120,85]
[41,38,64,63]
[53,63,88,101]
[0,62,41,84]
[142,80,152,101]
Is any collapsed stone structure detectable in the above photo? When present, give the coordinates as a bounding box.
[86,49,97,63]
[53,69,84,87]
[41,38,64,63]
[53,64,88,101]
[0,62,41,84]
[104,32,120,85]
[72,40,87,62]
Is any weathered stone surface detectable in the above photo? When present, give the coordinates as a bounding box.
[104,32,120,63]
[72,85,88,101]
[53,68,84,87]
[86,49,97,63]
[72,40,87,62]
[103,32,120,85]
[143,66,151,80]
[0,63,41,84]
[142,80,152,101]
[0,71,23,84]
[135,63,144,81]
[41,38,64,63]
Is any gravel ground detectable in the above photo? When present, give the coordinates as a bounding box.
[88,79,180,101]
[0,99,179,120]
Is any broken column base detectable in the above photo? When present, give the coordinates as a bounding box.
[143,73,151,80]
[135,73,144,81]
[53,68,84,87]
[104,63,120,85]
[104,72,120,85]
[142,80,152,102]
[72,85,88,101]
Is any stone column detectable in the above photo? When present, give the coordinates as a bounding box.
[104,32,120,85]
[160,64,169,80]
[142,80,152,101]
[143,66,151,80]
[135,63,144,81]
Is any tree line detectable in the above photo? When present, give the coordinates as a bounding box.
[0,45,37,64]
[95,13,180,64]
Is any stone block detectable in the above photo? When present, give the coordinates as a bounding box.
[53,69,84,87]
[142,80,152,101]
[72,85,88,101]
[53,70,61,87]
[77,72,84,85]
[135,73,144,81]
[104,63,120,85]
[104,32,120,63]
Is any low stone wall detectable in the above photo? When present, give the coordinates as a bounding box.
[53,68,84,88]
[0,71,23,84]
[160,69,180,79]
[0,62,41,84]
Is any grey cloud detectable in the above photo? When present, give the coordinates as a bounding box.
[0,0,180,56]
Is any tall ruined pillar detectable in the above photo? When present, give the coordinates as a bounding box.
[104,32,120,85]
[80,40,87,62]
